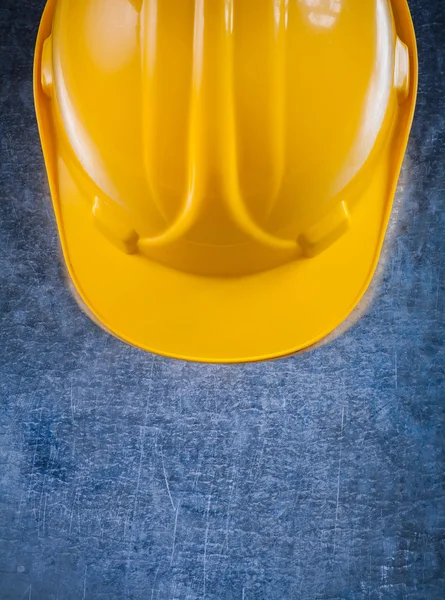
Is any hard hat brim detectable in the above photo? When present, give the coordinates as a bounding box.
[34,0,417,363]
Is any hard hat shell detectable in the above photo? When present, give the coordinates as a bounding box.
[34,0,418,362]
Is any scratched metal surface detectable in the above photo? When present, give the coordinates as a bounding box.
[1,1,444,599]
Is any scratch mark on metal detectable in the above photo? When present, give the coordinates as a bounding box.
[203,495,212,599]
[82,565,87,600]
[435,269,441,312]
[28,407,43,501]
[150,566,160,600]
[41,493,48,538]
[225,469,236,552]
[394,349,398,391]
[134,426,146,515]
[70,379,75,420]
[125,356,155,598]
[170,499,181,566]
[193,458,202,490]
[161,447,176,512]
[37,474,47,538]
[69,490,78,534]
[368,552,372,599]
[250,439,265,482]
[333,402,345,558]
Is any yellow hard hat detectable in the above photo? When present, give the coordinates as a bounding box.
[34,0,418,363]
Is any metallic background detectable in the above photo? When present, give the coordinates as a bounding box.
[0,1,444,598]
